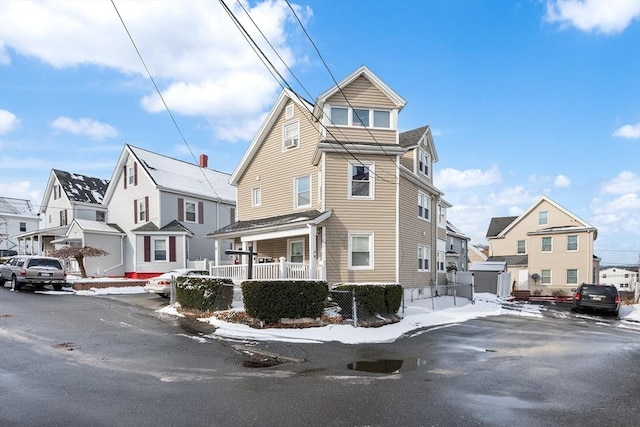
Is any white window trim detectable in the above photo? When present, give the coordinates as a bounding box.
[540,269,552,285]
[437,251,445,272]
[184,200,198,223]
[252,187,261,207]
[128,164,135,185]
[418,191,431,222]
[287,239,305,263]
[294,175,312,209]
[348,232,374,270]
[418,149,431,178]
[566,269,578,285]
[153,237,169,262]
[437,204,446,226]
[327,105,393,129]
[282,121,300,150]
[517,240,526,254]
[285,104,294,119]
[418,244,431,272]
[541,236,553,253]
[138,199,146,222]
[567,235,579,252]
[348,161,375,200]
[539,211,549,225]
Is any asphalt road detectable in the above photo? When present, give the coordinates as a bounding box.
[1,286,639,427]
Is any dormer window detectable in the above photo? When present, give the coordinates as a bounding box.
[329,106,391,129]
[283,122,299,150]
[418,149,430,177]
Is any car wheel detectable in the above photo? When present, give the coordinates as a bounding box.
[53,284,63,291]
[12,276,22,291]
[0,277,5,286]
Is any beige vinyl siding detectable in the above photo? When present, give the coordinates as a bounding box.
[398,176,436,287]
[437,226,447,240]
[324,127,397,144]
[322,152,397,285]
[236,102,319,221]
[327,76,394,108]
[400,149,415,172]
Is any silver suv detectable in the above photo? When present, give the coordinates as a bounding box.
[0,256,67,291]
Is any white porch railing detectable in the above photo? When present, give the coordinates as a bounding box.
[208,258,323,281]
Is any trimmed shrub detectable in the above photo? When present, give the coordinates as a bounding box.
[176,276,234,312]
[333,284,403,316]
[242,280,329,324]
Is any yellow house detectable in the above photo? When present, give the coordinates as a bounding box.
[207,66,450,289]
[486,196,600,295]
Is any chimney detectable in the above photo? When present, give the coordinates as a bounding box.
[199,154,208,168]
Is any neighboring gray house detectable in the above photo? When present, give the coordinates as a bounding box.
[102,145,236,278]
[445,221,469,272]
[0,197,40,255]
[14,170,109,256]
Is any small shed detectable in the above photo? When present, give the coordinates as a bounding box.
[470,261,508,295]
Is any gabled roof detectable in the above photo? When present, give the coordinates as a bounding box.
[399,125,439,163]
[315,65,407,111]
[497,196,596,238]
[486,216,519,238]
[131,220,194,236]
[104,145,235,205]
[469,245,488,262]
[0,197,37,217]
[446,221,470,240]
[207,210,331,239]
[72,219,125,234]
[40,169,109,214]
[230,88,313,185]
[487,255,528,267]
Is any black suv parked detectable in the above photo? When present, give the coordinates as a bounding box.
[571,283,620,317]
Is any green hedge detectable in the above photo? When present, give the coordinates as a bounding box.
[242,280,329,323]
[176,276,234,312]
[333,284,403,316]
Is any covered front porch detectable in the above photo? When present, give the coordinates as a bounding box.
[206,210,331,283]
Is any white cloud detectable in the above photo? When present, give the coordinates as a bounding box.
[545,0,640,34]
[0,109,20,135]
[613,122,640,139]
[0,1,307,142]
[0,181,41,205]
[435,165,502,189]
[488,186,537,206]
[50,117,119,140]
[600,171,640,194]
[590,194,640,238]
[554,174,571,187]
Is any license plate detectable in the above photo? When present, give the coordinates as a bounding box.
[590,295,603,301]
[40,272,52,277]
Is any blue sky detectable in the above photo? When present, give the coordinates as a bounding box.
[1,0,639,265]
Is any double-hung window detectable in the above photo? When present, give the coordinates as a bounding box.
[541,269,552,285]
[539,211,548,225]
[154,238,167,261]
[517,240,526,254]
[185,201,196,222]
[288,239,304,263]
[138,199,146,222]
[437,251,445,272]
[418,192,431,221]
[541,237,552,252]
[418,149,430,177]
[566,269,578,285]
[418,245,430,271]
[349,233,373,269]
[128,164,136,186]
[567,235,578,251]
[437,204,446,226]
[252,187,261,207]
[19,222,26,232]
[295,175,311,209]
[283,122,299,150]
[349,162,373,199]
[59,209,68,226]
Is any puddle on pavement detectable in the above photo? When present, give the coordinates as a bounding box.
[347,359,405,374]
[238,358,282,368]
[173,317,216,336]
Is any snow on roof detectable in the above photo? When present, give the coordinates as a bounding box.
[0,197,37,216]
[53,169,109,204]
[73,219,123,234]
[130,146,235,203]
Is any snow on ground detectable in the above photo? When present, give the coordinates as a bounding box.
[33,279,640,344]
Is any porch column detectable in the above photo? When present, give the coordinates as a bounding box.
[213,239,220,267]
[308,225,317,279]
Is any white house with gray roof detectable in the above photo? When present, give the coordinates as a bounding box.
[0,197,40,255]
[102,144,236,278]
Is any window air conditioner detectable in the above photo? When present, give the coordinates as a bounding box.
[284,137,298,149]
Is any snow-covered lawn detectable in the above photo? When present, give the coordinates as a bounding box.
[32,279,640,345]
